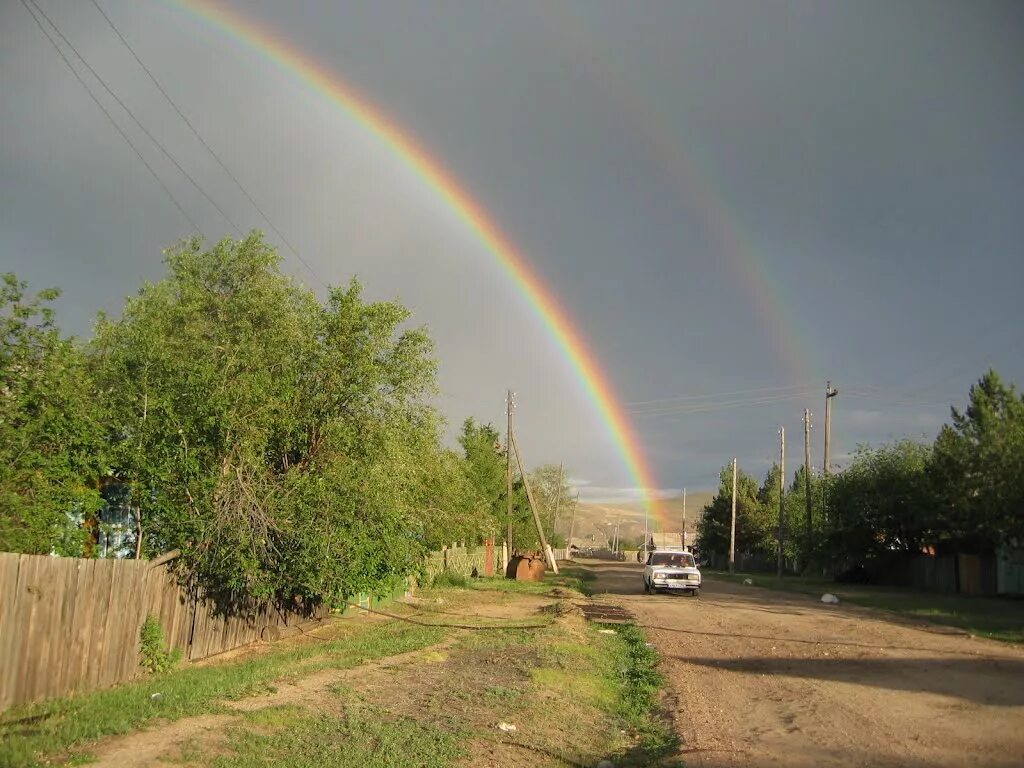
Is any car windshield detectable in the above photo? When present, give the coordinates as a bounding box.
[650,552,694,567]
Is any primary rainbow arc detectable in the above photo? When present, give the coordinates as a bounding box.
[174,0,669,528]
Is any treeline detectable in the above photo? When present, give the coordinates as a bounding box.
[697,370,1024,573]
[0,234,569,606]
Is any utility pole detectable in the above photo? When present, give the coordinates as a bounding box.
[777,427,785,578]
[729,458,738,573]
[567,492,579,553]
[506,390,515,555]
[552,462,564,543]
[509,427,558,573]
[643,499,649,559]
[803,409,813,569]
[681,487,687,550]
[823,381,838,521]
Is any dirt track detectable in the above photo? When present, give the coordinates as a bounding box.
[581,561,1024,768]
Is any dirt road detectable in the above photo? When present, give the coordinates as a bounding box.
[581,561,1024,768]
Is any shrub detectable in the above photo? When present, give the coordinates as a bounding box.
[431,571,469,589]
[139,615,182,674]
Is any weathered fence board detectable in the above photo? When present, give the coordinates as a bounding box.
[0,553,326,712]
[423,546,496,582]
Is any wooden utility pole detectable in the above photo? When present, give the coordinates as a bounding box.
[509,428,558,572]
[552,463,564,542]
[823,381,838,474]
[777,427,785,578]
[823,382,838,521]
[643,500,649,558]
[681,487,687,550]
[803,409,813,567]
[567,492,579,552]
[506,390,514,555]
[729,458,738,573]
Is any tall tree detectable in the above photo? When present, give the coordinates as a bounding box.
[0,274,104,555]
[828,440,934,564]
[528,463,572,546]
[458,418,506,536]
[931,370,1024,549]
[696,464,766,561]
[90,234,443,604]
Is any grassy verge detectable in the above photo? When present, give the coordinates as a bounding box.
[0,620,444,768]
[708,569,1024,643]
[435,579,680,766]
[461,569,592,596]
[608,624,680,763]
[1,578,680,768]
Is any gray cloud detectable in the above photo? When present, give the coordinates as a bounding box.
[2,0,1021,498]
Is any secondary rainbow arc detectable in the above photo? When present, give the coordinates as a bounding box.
[173,0,671,529]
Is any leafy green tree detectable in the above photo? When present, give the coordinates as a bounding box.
[930,370,1024,549]
[0,274,105,555]
[827,440,934,564]
[90,234,443,605]
[696,464,766,561]
[784,465,824,569]
[458,418,507,538]
[410,446,474,549]
[528,463,572,546]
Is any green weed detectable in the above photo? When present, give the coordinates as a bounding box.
[138,615,183,674]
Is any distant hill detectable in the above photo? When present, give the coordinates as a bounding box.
[561,492,715,549]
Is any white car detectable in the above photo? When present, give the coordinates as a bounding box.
[643,549,701,596]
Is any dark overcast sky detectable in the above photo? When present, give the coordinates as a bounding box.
[2,0,1022,501]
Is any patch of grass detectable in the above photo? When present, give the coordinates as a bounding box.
[240,704,307,729]
[452,627,534,652]
[453,615,679,766]
[465,571,589,595]
[544,639,603,665]
[0,620,445,768]
[430,571,469,589]
[482,685,522,704]
[708,570,1024,643]
[602,624,682,765]
[211,703,463,768]
[531,667,616,709]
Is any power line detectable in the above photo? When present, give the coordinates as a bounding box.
[630,389,818,418]
[625,382,817,408]
[841,390,951,409]
[17,0,200,232]
[26,0,240,234]
[87,0,325,288]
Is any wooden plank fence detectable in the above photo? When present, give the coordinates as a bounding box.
[423,546,495,582]
[0,552,325,712]
[0,542,573,712]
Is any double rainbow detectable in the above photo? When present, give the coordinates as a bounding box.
[174,0,667,525]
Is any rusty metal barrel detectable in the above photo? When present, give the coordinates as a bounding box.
[506,552,547,581]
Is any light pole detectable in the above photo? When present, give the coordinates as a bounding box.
[643,503,649,559]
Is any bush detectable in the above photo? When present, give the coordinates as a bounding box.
[431,571,469,589]
[139,615,182,674]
